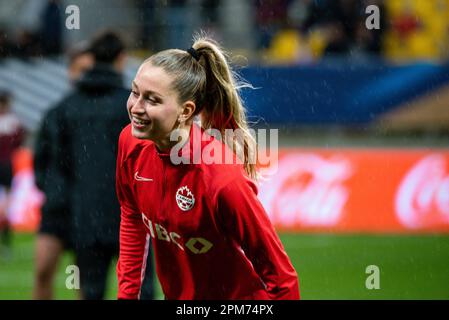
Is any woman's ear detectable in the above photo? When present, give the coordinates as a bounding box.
[179,101,196,122]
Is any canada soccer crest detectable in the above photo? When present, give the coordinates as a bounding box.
[176,186,195,211]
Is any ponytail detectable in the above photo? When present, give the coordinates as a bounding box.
[193,37,258,180]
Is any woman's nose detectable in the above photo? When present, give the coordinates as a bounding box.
[130,99,145,114]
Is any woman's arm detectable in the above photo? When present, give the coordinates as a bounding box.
[116,203,147,299]
[215,171,300,300]
[116,130,147,300]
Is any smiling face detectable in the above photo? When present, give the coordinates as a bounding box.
[127,62,183,145]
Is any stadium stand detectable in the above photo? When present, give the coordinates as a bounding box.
[2,56,449,133]
[0,57,140,132]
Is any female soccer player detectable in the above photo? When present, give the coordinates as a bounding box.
[116,36,299,300]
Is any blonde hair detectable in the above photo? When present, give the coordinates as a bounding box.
[147,35,258,180]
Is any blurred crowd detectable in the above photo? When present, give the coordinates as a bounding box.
[254,0,386,63]
[0,0,63,59]
[1,0,449,64]
[255,0,449,63]
[1,29,156,299]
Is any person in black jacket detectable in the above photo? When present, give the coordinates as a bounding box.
[33,42,94,299]
[33,31,154,300]
[61,31,130,300]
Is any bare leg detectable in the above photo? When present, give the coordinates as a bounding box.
[33,234,64,300]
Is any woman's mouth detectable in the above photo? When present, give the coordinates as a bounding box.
[132,117,151,129]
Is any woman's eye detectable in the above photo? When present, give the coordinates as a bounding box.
[146,97,159,105]
[131,90,139,97]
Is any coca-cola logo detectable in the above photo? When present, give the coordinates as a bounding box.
[395,155,449,228]
[259,153,352,227]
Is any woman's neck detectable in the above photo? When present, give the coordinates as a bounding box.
[154,122,193,153]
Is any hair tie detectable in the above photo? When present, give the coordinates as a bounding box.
[187,47,200,61]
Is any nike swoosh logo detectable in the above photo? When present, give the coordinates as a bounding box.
[134,171,153,182]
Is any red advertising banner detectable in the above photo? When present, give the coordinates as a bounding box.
[4,148,449,233]
[259,149,449,233]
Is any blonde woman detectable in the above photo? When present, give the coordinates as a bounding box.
[116,36,299,300]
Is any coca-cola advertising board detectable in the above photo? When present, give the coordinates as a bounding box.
[259,149,449,233]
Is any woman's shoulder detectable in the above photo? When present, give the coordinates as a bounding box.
[195,126,251,187]
[203,163,259,209]
[201,158,254,198]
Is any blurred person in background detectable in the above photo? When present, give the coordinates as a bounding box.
[66,42,95,83]
[39,0,63,56]
[14,0,47,59]
[15,29,42,59]
[0,90,26,259]
[34,30,154,300]
[11,0,64,59]
[200,0,221,37]
[254,0,293,50]
[137,0,159,51]
[353,0,386,57]
[301,0,356,56]
[33,42,94,300]
[301,0,385,58]
[161,0,193,49]
[0,27,14,60]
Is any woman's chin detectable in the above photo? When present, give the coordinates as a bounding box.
[131,127,151,140]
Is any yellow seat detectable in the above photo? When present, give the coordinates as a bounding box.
[266,29,303,64]
[384,0,449,61]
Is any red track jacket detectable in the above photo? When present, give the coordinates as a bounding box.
[116,123,299,300]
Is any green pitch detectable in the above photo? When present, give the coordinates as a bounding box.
[0,233,448,299]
